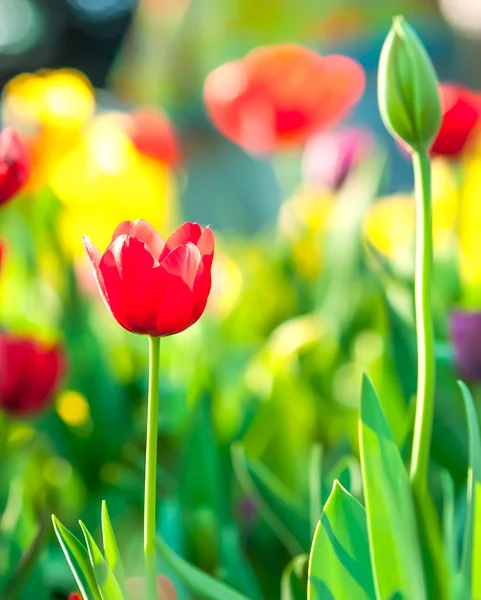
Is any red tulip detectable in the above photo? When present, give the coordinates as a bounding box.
[83,220,215,337]
[431,83,481,157]
[203,44,365,155]
[0,333,64,416]
[0,128,29,206]
[127,108,180,167]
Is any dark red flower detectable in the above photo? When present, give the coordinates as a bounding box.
[127,108,180,167]
[0,333,64,416]
[83,220,215,337]
[203,44,365,155]
[69,595,82,600]
[0,129,29,206]
[431,83,481,157]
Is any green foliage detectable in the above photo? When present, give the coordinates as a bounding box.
[308,481,374,600]
[359,375,426,599]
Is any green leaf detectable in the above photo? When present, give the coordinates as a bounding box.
[51,516,101,600]
[308,481,375,600]
[281,555,308,600]
[101,502,128,596]
[459,381,481,598]
[156,535,251,600]
[79,521,125,600]
[231,443,310,555]
[359,375,426,599]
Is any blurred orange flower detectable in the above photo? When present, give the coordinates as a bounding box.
[203,44,365,154]
[126,107,180,167]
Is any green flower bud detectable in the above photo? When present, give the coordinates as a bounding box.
[378,16,441,152]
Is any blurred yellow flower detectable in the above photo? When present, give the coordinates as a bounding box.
[365,159,458,266]
[279,186,334,278]
[459,136,481,287]
[208,251,243,316]
[2,69,95,192]
[56,390,90,428]
[52,116,175,256]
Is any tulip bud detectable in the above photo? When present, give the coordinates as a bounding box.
[378,16,441,152]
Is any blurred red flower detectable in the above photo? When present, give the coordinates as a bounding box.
[83,220,215,337]
[203,44,365,154]
[127,108,180,167]
[431,83,481,157]
[0,333,64,416]
[0,129,29,206]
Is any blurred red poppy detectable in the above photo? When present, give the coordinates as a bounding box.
[203,44,365,154]
[127,108,180,167]
[68,595,81,600]
[431,83,481,157]
[0,129,29,206]
[0,333,64,416]
[83,220,215,337]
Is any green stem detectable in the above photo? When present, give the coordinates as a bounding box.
[145,336,161,600]
[410,150,435,496]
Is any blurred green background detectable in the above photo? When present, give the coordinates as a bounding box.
[1,0,481,598]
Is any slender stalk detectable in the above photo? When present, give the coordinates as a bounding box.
[144,336,161,600]
[410,150,435,495]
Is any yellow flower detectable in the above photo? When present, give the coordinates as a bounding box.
[52,116,175,257]
[365,158,458,266]
[279,186,334,278]
[2,69,95,191]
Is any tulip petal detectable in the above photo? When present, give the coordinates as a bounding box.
[160,242,201,290]
[84,236,129,330]
[159,222,202,261]
[189,262,212,327]
[111,236,162,334]
[197,226,215,262]
[110,220,165,259]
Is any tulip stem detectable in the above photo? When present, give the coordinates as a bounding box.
[145,335,161,600]
[410,150,435,496]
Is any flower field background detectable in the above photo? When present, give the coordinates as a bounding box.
[2,1,481,599]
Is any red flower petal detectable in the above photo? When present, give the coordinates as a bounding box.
[84,235,128,331]
[110,220,165,259]
[128,108,181,168]
[159,222,203,261]
[109,236,161,334]
[197,226,215,263]
[431,83,481,157]
[160,242,201,290]
[0,129,29,206]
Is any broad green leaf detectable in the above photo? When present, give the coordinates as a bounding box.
[459,381,481,598]
[308,444,323,536]
[52,516,101,600]
[308,481,375,600]
[156,535,251,600]
[359,375,426,599]
[79,522,124,600]
[281,555,308,600]
[101,502,128,596]
[232,443,310,555]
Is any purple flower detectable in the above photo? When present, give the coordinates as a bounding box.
[302,126,374,190]
[450,310,481,381]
